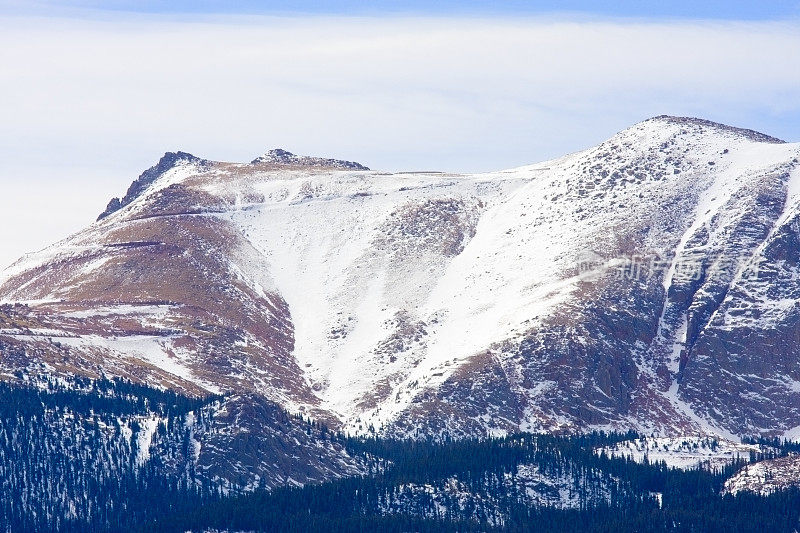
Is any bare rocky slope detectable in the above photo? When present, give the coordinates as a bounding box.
[2,116,800,464]
[724,454,800,496]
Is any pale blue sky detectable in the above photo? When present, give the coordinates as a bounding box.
[0,1,799,269]
[5,0,800,19]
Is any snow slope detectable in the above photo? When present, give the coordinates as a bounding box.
[1,117,799,439]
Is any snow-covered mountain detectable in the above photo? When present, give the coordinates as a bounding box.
[2,116,799,446]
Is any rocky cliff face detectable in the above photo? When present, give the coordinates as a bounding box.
[250,148,369,170]
[2,116,799,454]
[97,151,209,220]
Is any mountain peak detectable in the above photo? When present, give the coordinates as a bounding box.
[97,151,206,220]
[251,148,369,170]
[644,115,786,144]
[4,115,800,445]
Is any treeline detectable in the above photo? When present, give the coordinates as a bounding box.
[0,375,219,417]
[0,378,220,532]
[143,432,800,533]
[1,376,800,532]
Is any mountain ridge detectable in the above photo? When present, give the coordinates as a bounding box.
[649,115,786,144]
[2,116,799,445]
[90,114,785,226]
[97,151,208,220]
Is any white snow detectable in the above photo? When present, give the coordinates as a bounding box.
[56,334,221,394]
[135,416,159,465]
[598,436,764,470]
[60,304,172,319]
[723,455,800,496]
